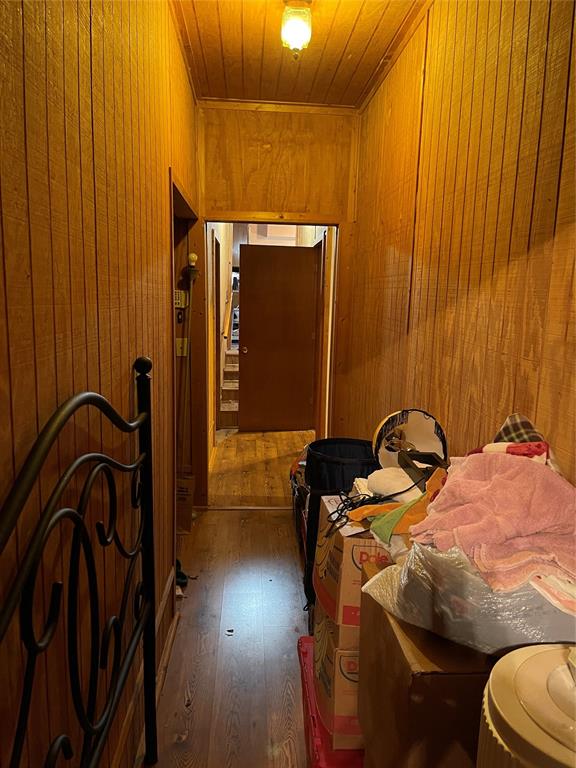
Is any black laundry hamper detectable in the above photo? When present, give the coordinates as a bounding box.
[303,437,379,608]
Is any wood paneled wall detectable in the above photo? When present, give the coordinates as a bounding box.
[201,102,358,223]
[170,14,201,212]
[0,2,199,765]
[331,23,426,438]
[332,0,575,481]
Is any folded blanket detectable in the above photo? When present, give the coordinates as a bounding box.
[531,575,576,615]
[472,534,576,574]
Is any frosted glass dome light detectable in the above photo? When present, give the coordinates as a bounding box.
[281,4,312,56]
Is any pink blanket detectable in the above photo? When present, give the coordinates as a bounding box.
[410,453,576,591]
[531,575,576,614]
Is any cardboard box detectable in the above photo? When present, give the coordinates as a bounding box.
[313,496,392,626]
[313,597,360,652]
[176,474,195,531]
[358,569,493,768]
[313,605,363,750]
[298,636,364,767]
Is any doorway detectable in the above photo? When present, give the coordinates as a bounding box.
[205,222,338,507]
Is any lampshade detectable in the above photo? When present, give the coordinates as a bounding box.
[281,3,312,55]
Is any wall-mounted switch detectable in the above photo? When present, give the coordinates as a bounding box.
[174,289,189,309]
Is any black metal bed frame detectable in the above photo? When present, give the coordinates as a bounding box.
[0,357,158,767]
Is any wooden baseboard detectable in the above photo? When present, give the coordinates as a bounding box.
[132,610,180,765]
[110,568,176,768]
[154,611,180,705]
[156,567,176,635]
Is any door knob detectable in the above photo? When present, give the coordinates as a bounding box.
[241,346,248,354]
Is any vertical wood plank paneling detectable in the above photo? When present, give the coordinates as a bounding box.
[461,0,502,446]
[149,0,165,611]
[306,2,363,104]
[169,17,200,212]
[517,0,574,407]
[429,0,469,421]
[27,0,76,755]
[406,3,436,408]
[241,0,266,100]
[0,2,46,764]
[449,0,489,443]
[148,0,159,607]
[0,191,24,764]
[63,2,93,738]
[114,0,131,649]
[332,0,575,481]
[290,0,339,104]
[499,0,550,415]
[341,0,421,107]
[132,0,144,363]
[325,3,386,105]
[44,26,82,732]
[414,1,448,412]
[257,1,284,102]
[536,30,575,477]
[331,22,427,432]
[78,1,107,758]
[174,1,209,99]
[423,0,458,420]
[218,1,244,99]
[91,3,116,759]
[193,0,227,98]
[441,0,477,427]
[0,12,23,745]
[481,0,529,432]
[0,1,198,764]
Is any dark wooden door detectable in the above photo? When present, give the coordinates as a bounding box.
[239,243,321,431]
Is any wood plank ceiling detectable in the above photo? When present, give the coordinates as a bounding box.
[172,0,423,107]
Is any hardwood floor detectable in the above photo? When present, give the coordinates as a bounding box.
[156,509,308,768]
[209,430,314,507]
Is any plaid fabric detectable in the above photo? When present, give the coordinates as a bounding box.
[493,413,561,473]
[493,413,544,443]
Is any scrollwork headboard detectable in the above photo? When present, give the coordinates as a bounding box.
[0,357,158,767]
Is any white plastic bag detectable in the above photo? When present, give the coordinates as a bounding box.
[362,543,576,654]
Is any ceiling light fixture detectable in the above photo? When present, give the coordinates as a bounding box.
[281,1,312,59]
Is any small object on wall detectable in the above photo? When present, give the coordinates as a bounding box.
[180,252,199,289]
[175,338,188,357]
[174,289,189,309]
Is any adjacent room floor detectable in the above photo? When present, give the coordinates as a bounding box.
[208,430,314,507]
[156,431,313,768]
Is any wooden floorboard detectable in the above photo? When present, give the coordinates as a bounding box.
[156,509,308,768]
[208,430,313,507]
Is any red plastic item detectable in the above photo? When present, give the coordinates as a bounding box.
[297,636,364,768]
